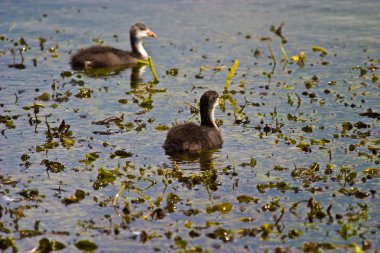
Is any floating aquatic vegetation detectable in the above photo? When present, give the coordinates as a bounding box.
[236,195,259,204]
[41,159,65,174]
[62,189,86,205]
[110,150,133,159]
[359,108,380,120]
[113,180,154,209]
[118,98,128,104]
[312,45,328,56]
[75,240,98,251]
[270,23,287,44]
[8,48,26,69]
[60,70,73,78]
[154,124,169,131]
[239,157,257,168]
[257,181,294,194]
[304,75,319,89]
[166,68,179,76]
[0,174,18,186]
[207,227,234,242]
[0,237,18,252]
[0,114,17,129]
[92,114,124,127]
[75,87,92,98]
[44,119,75,149]
[38,37,47,51]
[362,167,380,177]
[36,92,50,101]
[206,202,232,214]
[80,152,99,165]
[35,238,66,252]
[18,189,44,201]
[93,168,118,190]
[224,59,239,91]
[292,51,306,68]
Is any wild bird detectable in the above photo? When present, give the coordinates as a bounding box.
[163,90,223,153]
[70,23,156,70]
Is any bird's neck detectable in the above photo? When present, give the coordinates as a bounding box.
[200,104,218,129]
[131,35,148,60]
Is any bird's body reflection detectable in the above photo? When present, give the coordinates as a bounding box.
[130,64,147,88]
[166,149,219,171]
[165,149,221,198]
[78,63,147,87]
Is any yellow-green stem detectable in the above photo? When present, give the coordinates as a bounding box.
[148,56,159,83]
[224,59,239,91]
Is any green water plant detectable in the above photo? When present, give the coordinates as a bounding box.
[113,180,154,210]
[224,59,239,91]
[138,56,159,84]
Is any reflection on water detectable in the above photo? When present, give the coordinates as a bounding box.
[166,149,219,171]
[130,64,147,88]
[78,63,147,87]
[80,65,130,77]
[165,149,221,198]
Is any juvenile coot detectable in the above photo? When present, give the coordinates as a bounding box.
[163,90,223,153]
[70,23,156,70]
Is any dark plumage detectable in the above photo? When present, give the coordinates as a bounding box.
[70,23,156,70]
[163,90,223,153]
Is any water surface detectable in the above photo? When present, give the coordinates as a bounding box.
[0,0,379,252]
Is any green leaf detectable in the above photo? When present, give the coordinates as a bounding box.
[75,88,92,98]
[155,125,169,131]
[362,167,380,177]
[75,240,98,251]
[0,237,18,252]
[206,202,233,214]
[36,92,50,101]
[80,152,99,164]
[61,189,86,205]
[112,150,133,158]
[97,168,117,182]
[37,238,66,252]
[240,157,257,168]
[207,227,234,242]
[312,45,328,56]
[237,195,259,204]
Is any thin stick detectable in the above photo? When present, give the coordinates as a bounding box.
[113,182,127,206]
[274,207,285,227]
[131,187,154,208]
[280,44,289,62]
[267,41,276,67]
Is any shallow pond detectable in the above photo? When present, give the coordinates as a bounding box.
[0,0,379,252]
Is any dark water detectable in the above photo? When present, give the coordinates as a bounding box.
[1,0,379,252]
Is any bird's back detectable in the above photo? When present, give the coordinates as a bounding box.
[163,122,223,152]
[70,45,137,69]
